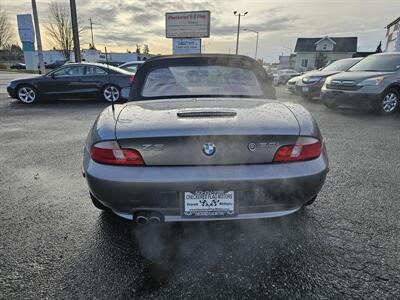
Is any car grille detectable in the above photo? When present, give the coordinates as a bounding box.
[287,81,296,86]
[326,83,361,91]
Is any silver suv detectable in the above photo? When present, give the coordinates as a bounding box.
[321,53,400,115]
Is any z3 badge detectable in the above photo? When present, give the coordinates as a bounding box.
[141,144,164,151]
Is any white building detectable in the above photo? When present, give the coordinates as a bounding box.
[385,17,400,52]
[293,36,358,72]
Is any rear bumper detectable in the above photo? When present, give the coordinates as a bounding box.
[83,148,329,221]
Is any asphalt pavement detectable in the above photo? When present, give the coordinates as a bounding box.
[1,72,399,299]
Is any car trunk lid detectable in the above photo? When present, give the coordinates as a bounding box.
[115,98,300,165]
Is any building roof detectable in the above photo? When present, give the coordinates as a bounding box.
[294,37,358,53]
[386,16,400,29]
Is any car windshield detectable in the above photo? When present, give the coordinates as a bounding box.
[322,59,359,71]
[141,65,263,98]
[348,55,400,72]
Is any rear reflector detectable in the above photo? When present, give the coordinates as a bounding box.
[273,138,321,162]
[91,141,144,165]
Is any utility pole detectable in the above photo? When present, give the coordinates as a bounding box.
[89,18,95,49]
[70,0,81,62]
[31,0,45,74]
[234,11,247,55]
[243,28,259,59]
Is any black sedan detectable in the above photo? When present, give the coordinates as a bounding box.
[7,63,134,104]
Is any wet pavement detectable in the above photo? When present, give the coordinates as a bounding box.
[1,72,399,299]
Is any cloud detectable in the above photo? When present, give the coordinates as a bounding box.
[211,13,300,37]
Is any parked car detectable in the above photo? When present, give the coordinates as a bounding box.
[82,54,328,223]
[286,75,302,94]
[45,60,67,69]
[321,53,400,114]
[10,63,26,70]
[273,69,301,86]
[7,62,135,104]
[118,61,145,74]
[296,57,363,100]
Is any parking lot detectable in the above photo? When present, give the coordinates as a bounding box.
[1,71,399,298]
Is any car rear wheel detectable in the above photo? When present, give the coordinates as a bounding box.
[103,85,121,102]
[17,85,38,104]
[90,193,109,210]
[374,89,399,115]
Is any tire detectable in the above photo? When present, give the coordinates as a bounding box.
[304,195,317,206]
[90,193,109,210]
[17,85,38,104]
[373,88,399,115]
[102,84,121,103]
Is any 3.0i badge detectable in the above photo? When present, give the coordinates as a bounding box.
[248,142,279,151]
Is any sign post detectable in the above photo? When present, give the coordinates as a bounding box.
[31,0,45,74]
[166,11,210,55]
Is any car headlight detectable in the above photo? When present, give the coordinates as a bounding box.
[358,76,385,86]
[302,76,322,84]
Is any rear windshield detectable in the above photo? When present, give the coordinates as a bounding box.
[349,55,400,72]
[141,65,263,98]
[322,59,360,71]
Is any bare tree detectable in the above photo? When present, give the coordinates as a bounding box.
[45,2,85,60]
[0,7,13,49]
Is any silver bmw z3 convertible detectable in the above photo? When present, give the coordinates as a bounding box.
[83,54,329,223]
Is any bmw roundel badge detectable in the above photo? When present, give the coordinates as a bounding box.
[202,143,216,156]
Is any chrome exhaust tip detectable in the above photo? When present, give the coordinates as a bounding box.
[148,216,161,224]
[136,215,148,224]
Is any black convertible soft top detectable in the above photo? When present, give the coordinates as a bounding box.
[129,54,275,101]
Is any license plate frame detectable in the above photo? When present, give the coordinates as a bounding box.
[302,86,309,92]
[182,190,236,218]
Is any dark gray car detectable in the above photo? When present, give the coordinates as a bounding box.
[82,54,329,223]
[296,57,362,100]
[321,53,400,114]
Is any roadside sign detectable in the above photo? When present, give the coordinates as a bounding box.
[166,11,210,38]
[173,38,201,54]
[17,14,35,43]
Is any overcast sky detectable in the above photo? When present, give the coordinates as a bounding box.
[4,0,400,62]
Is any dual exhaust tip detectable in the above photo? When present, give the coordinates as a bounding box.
[135,212,162,225]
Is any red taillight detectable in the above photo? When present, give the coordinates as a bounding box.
[273,138,321,162]
[91,141,144,165]
[128,75,135,83]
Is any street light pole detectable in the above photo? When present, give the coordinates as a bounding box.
[70,0,81,62]
[89,18,95,49]
[234,11,247,55]
[243,28,259,59]
[31,0,45,74]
